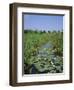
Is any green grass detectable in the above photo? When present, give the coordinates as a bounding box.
[24,30,63,74]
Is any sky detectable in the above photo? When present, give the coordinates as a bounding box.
[23,14,63,32]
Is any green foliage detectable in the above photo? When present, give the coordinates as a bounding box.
[24,30,63,74]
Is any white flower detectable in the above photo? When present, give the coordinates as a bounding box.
[44,58,47,60]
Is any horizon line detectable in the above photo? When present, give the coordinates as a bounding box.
[24,29,63,31]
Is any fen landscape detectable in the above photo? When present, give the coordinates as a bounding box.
[24,30,63,74]
[23,14,63,74]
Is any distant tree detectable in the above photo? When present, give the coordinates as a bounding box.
[53,30,56,33]
[58,30,60,33]
[43,30,46,33]
[34,30,38,33]
[48,31,50,33]
[40,30,43,34]
[24,30,28,33]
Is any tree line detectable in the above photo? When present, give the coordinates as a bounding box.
[24,29,63,33]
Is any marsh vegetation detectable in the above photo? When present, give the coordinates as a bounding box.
[24,29,63,74]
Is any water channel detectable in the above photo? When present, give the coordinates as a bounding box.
[29,42,63,74]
